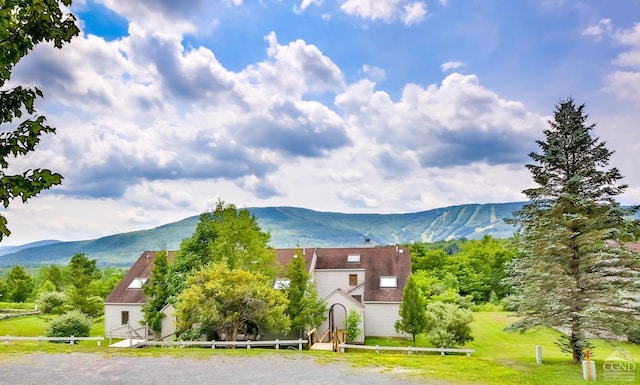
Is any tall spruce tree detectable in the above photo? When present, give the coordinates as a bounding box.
[395,274,428,346]
[508,98,640,363]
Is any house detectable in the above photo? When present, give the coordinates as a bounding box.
[104,246,411,342]
[104,251,175,339]
[275,246,410,343]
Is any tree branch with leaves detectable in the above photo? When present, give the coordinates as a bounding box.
[0,0,79,240]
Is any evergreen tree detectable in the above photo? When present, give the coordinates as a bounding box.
[508,98,640,363]
[64,254,103,316]
[395,274,428,346]
[142,250,170,336]
[284,249,326,336]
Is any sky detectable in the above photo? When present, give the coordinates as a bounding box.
[2,0,640,246]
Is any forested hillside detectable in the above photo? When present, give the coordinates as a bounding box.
[1,202,526,266]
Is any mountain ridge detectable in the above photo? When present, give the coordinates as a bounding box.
[0,202,528,267]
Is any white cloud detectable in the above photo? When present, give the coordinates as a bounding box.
[340,0,427,25]
[295,0,323,13]
[615,22,640,47]
[603,22,640,104]
[402,2,427,26]
[441,61,465,72]
[605,71,640,101]
[362,64,386,81]
[582,18,612,39]
[335,73,546,172]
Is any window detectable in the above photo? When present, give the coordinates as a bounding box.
[128,277,148,289]
[379,276,397,288]
[347,254,361,263]
[121,311,129,325]
[349,274,358,286]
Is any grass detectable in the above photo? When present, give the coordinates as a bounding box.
[360,312,640,384]
[0,302,36,310]
[1,311,639,384]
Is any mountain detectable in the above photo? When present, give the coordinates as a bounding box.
[0,202,527,267]
[0,240,62,256]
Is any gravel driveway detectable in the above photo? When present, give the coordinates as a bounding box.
[0,353,437,385]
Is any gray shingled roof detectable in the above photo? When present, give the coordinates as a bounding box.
[107,246,410,304]
[277,246,411,302]
[105,251,175,304]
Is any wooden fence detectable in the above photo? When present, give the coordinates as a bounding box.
[139,339,308,350]
[3,335,105,346]
[338,343,475,357]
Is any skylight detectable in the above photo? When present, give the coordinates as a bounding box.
[379,276,397,288]
[127,277,148,289]
[347,254,361,263]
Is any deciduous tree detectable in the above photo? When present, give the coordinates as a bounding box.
[175,263,290,342]
[169,200,276,299]
[508,98,640,363]
[0,0,79,240]
[6,265,33,302]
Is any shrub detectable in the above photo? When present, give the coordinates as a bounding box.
[627,326,640,344]
[345,309,362,343]
[424,301,474,348]
[36,291,67,314]
[46,310,92,339]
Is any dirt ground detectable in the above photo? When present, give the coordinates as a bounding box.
[0,352,435,385]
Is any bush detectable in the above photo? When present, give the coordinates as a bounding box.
[424,301,474,348]
[345,309,362,343]
[627,326,640,344]
[46,310,92,339]
[36,292,67,314]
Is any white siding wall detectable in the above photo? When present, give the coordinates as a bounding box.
[363,302,401,337]
[104,303,145,338]
[318,292,365,344]
[314,269,365,298]
[161,304,176,340]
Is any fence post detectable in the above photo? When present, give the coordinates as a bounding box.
[275,339,279,350]
[376,345,379,354]
[211,340,215,349]
[440,347,445,356]
[247,340,251,349]
[70,336,74,345]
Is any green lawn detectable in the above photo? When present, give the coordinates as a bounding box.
[361,312,639,384]
[2,311,639,384]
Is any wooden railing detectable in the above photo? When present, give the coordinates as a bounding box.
[107,324,149,345]
[338,344,475,357]
[139,339,308,350]
[3,335,104,346]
